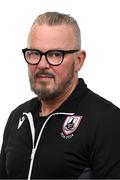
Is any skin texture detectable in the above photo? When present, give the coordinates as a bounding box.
[27,24,86,116]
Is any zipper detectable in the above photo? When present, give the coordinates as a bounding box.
[24,112,74,180]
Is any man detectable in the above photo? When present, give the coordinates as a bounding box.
[0,11,120,179]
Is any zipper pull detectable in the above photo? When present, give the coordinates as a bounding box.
[31,148,35,160]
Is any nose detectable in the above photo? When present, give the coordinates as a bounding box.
[37,55,50,69]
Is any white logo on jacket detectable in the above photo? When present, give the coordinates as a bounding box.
[62,115,82,135]
[17,115,26,129]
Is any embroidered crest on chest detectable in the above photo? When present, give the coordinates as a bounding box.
[60,115,82,139]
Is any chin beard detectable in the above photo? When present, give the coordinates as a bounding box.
[36,89,61,101]
[29,74,75,102]
[30,82,69,102]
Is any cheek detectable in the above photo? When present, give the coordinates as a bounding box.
[54,64,67,77]
[28,66,36,76]
[55,62,74,80]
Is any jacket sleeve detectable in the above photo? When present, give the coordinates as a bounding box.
[89,106,120,178]
[0,142,7,178]
[0,110,15,179]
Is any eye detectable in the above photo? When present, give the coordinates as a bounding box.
[26,50,40,59]
[48,51,63,59]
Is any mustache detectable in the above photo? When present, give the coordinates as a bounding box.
[34,70,55,79]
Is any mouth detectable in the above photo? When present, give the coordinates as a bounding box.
[38,75,53,80]
[35,73,54,81]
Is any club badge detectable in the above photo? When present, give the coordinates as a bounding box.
[62,115,82,135]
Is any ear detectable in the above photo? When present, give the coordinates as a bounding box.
[75,50,86,72]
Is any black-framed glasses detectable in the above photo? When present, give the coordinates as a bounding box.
[22,48,80,66]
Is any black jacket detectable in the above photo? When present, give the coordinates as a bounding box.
[0,78,120,179]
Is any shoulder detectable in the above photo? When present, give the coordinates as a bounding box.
[78,88,120,134]
[8,97,39,123]
[3,97,39,140]
[12,97,39,113]
[84,89,120,115]
[83,89,120,140]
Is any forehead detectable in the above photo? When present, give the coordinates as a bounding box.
[27,24,76,50]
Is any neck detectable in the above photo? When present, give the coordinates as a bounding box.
[39,79,78,116]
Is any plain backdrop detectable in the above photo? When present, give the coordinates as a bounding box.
[0,0,120,147]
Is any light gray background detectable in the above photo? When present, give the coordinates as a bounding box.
[0,0,120,147]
